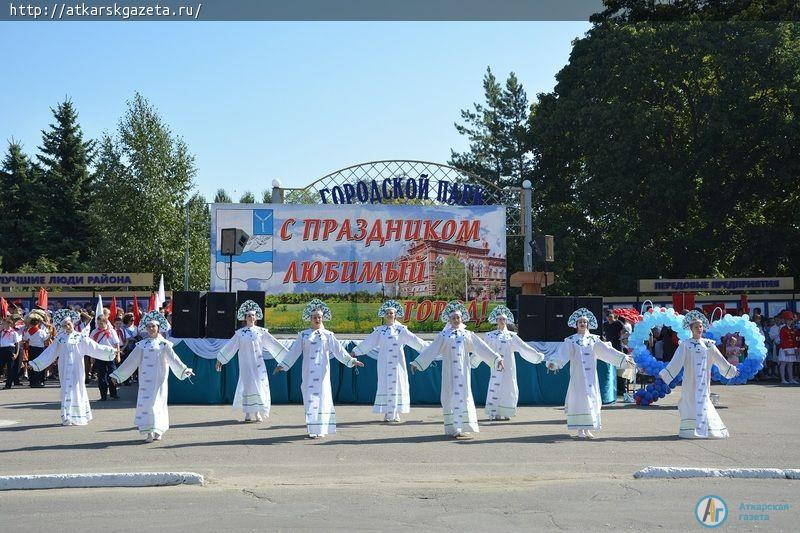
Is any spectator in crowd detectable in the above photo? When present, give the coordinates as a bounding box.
[1,317,22,389]
[90,316,122,400]
[620,316,632,353]
[603,312,624,352]
[777,312,798,384]
[661,326,678,362]
[22,309,51,387]
[725,335,743,365]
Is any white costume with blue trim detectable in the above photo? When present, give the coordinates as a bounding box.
[218,326,288,417]
[659,338,737,438]
[551,333,632,431]
[411,324,503,435]
[354,324,427,418]
[110,335,192,437]
[28,332,117,425]
[483,330,544,418]
[275,327,358,436]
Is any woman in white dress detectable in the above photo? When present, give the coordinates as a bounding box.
[410,300,504,440]
[110,311,195,443]
[273,299,365,439]
[351,300,427,423]
[658,310,739,439]
[482,305,545,421]
[27,309,117,426]
[546,308,634,439]
[216,300,288,422]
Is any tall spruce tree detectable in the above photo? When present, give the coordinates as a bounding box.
[214,189,232,203]
[36,99,96,270]
[0,142,46,270]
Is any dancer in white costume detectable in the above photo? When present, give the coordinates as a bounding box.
[273,299,365,438]
[110,311,194,443]
[27,309,117,426]
[658,310,739,439]
[546,308,634,439]
[216,300,288,422]
[482,305,545,420]
[410,301,504,440]
[351,300,427,423]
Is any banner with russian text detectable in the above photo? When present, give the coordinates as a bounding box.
[210,203,507,332]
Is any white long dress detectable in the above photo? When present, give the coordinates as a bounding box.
[659,338,737,439]
[483,329,545,418]
[410,324,503,436]
[218,326,288,417]
[353,323,427,418]
[551,333,633,431]
[110,335,191,436]
[275,327,358,436]
[28,332,117,425]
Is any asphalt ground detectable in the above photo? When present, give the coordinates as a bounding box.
[0,379,797,531]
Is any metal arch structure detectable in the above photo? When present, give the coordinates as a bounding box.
[280,159,524,237]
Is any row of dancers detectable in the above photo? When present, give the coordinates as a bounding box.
[22,299,739,443]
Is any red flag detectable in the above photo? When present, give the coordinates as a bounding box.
[37,287,48,310]
[148,293,156,312]
[132,295,141,326]
[671,292,685,314]
[109,297,118,323]
[0,297,8,319]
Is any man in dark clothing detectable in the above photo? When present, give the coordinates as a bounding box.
[603,312,624,351]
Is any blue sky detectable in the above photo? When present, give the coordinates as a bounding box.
[0,22,589,200]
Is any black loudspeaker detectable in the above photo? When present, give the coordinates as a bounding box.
[237,290,265,327]
[205,292,236,338]
[546,296,575,341]
[171,291,206,338]
[516,295,546,342]
[574,296,603,333]
[220,228,250,255]
[534,235,555,262]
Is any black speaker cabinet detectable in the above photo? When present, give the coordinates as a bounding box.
[237,290,265,327]
[205,292,236,338]
[545,296,575,341]
[574,296,603,333]
[171,291,206,338]
[220,228,251,255]
[516,295,546,342]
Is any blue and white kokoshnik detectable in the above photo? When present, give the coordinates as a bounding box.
[487,305,514,324]
[301,299,332,322]
[52,309,80,333]
[138,310,170,334]
[567,307,598,329]
[682,310,710,330]
[377,299,404,319]
[441,300,470,323]
[236,299,264,321]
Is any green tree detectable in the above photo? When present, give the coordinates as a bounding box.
[591,0,800,23]
[450,67,532,191]
[214,189,232,203]
[433,255,471,300]
[36,99,96,270]
[91,93,205,290]
[0,142,46,270]
[450,68,531,291]
[529,21,800,294]
[239,191,255,203]
[261,188,272,203]
[185,192,211,289]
